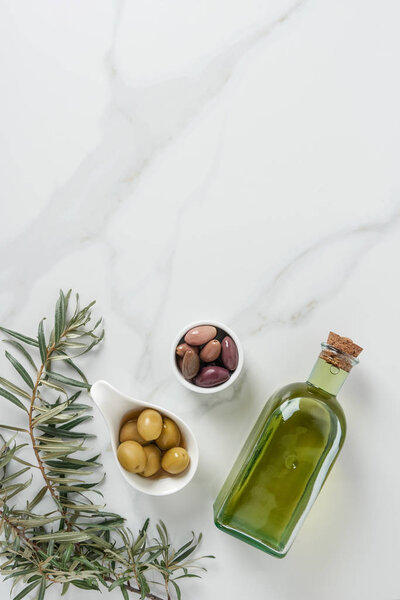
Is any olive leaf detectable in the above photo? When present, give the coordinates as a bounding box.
[38,319,47,364]
[0,327,39,348]
[5,352,34,389]
[0,387,27,412]
[46,371,91,390]
[2,340,37,371]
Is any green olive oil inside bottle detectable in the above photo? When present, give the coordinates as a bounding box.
[213,332,362,558]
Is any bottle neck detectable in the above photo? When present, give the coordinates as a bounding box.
[307,357,350,396]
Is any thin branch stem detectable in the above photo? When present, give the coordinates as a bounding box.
[164,572,171,600]
[0,509,39,552]
[104,576,165,600]
[27,337,73,530]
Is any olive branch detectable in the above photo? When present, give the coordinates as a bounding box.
[0,290,213,600]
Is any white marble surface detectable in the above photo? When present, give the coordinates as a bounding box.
[1,0,400,598]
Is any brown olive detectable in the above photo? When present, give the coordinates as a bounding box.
[156,418,181,451]
[117,441,146,473]
[176,343,198,357]
[161,447,190,475]
[137,409,163,441]
[200,339,221,362]
[119,420,145,444]
[141,444,161,477]
[181,349,200,380]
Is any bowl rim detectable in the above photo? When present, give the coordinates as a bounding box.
[170,319,244,394]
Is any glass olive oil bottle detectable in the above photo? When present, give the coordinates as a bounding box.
[214,332,362,558]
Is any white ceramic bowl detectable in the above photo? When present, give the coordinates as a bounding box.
[171,320,244,395]
[91,380,199,496]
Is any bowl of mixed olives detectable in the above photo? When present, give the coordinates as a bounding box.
[91,380,198,496]
[171,320,244,394]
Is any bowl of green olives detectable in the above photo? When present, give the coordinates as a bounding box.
[91,380,199,496]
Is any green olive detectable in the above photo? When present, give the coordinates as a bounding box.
[117,441,146,473]
[156,418,181,451]
[161,447,190,475]
[137,409,163,441]
[119,420,145,444]
[141,444,161,478]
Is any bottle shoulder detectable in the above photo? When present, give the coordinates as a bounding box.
[268,381,346,426]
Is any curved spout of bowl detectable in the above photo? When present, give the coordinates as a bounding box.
[90,380,116,424]
[90,380,142,448]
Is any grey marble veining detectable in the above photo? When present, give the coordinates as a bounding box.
[1,0,400,598]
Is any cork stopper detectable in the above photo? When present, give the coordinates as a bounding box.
[320,331,363,372]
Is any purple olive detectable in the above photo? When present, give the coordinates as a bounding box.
[194,366,230,388]
[221,336,238,371]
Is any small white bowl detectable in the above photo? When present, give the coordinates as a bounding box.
[91,380,199,496]
[171,320,244,395]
